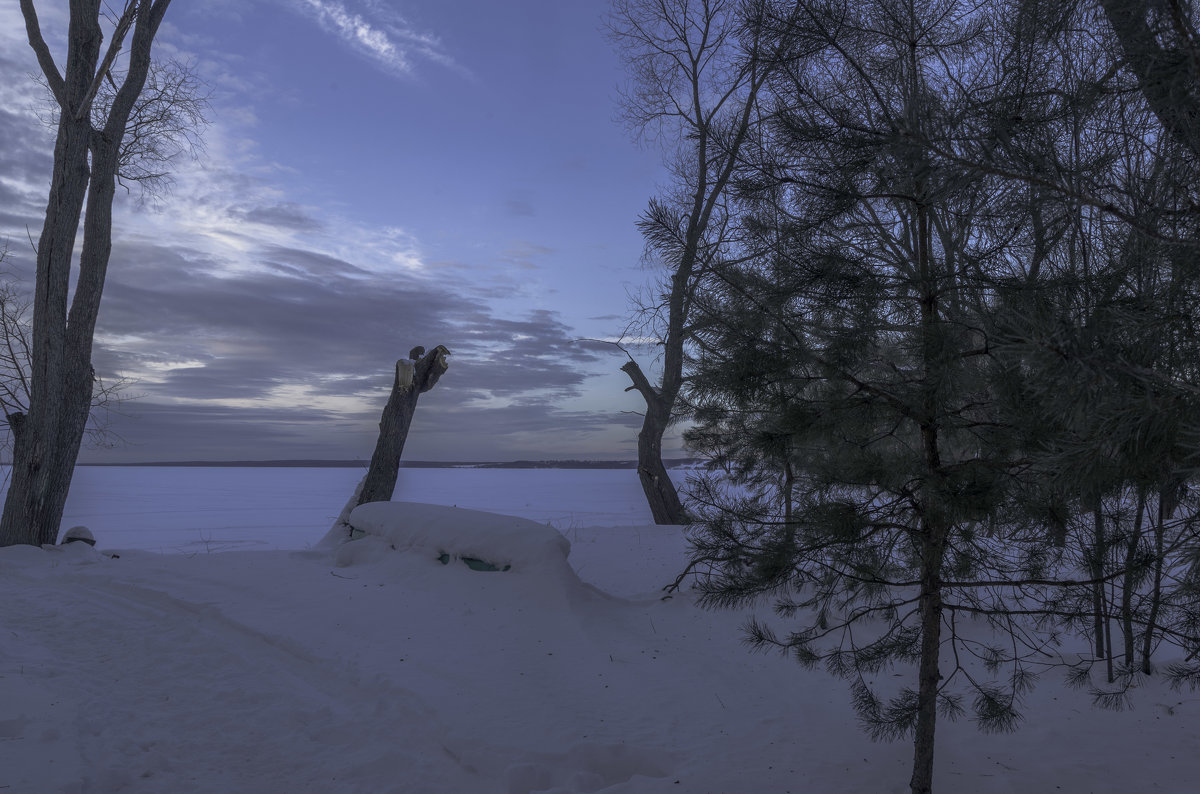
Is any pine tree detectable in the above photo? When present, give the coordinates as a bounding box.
[676,2,1200,792]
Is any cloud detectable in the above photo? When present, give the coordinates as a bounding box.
[69,200,616,459]
[228,202,324,233]
[0,40,56,234]
[0,6,638,462]
[499,241,553,270]
[0,109,623,461]
[295,0,461,77]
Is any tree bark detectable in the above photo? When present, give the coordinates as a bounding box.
[1097,0,1200,160]
[1121,489,1147,667]
[621,359,687,524]
[1090,506,1108,660]
[1,0,172,548]
[911,193,946,794]
[1142,482,1173,673]
[356,345,449,507]
[1,3,99,548]
[910,537,945,794]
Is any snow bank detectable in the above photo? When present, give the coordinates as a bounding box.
[0,541,111,571]
[334,501,572,573]
[4,490,1198,793]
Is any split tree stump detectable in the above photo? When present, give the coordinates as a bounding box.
[357,344,450,506]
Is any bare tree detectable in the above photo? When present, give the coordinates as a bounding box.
[608,0,775,524]
[1,0,176,547]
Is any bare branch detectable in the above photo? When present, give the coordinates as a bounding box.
[18,0,67,109]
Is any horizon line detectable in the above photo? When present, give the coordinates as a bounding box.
[64,458,702,470]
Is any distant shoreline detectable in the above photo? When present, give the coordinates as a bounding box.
[68,459,701,470]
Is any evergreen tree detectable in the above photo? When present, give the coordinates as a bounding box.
[675,2,1200,792]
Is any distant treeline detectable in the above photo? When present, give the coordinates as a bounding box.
[75,459,701,470]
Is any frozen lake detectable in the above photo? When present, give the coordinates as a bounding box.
[31,466,681,552]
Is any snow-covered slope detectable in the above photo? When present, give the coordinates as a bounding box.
[1,504,1196,793]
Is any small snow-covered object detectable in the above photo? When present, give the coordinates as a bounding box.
[341,502,570,571]
[61,525,96,546]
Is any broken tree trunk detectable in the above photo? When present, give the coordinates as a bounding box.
[356,345,449,507]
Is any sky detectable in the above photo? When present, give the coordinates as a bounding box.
[0,0,678,463]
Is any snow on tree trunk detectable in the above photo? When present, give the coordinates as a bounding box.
[319,474,365,548]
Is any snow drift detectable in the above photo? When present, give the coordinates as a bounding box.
[1,499,1197,793]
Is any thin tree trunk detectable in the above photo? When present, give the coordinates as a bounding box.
[1104,598,1115,683]
[910,546,944,794]
[1121,488,1147,667]
[783,456,795,526]
[910,409,946,794]
[910,186,944,794]
[1142,484,1171,673]
[1090,506,1107,660]
[356,345,449,507]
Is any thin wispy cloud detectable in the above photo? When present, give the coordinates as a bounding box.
[297,0,461,77]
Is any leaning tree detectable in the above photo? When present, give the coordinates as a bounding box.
[324,345,450,545]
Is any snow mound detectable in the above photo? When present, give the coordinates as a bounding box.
[336,501,572,572]
[0,542,109,571]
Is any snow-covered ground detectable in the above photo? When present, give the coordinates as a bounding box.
[1,471,1198,792]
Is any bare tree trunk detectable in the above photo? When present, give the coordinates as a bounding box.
[1104,599,1115,683]
[911,194,945,794]
[1121,488,1147,667]
[0,5,97,548]
[356,345,449,507]
[1142,482,1174,672]
[1090,506,1108,660]
[1,0,171,548]
[910,545,944,794]
[621,359,687,524]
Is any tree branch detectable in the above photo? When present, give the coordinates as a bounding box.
[75,0,138,121]
[621,358,662,407]
[19,0,67,109]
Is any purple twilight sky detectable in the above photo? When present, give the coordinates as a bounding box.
[0,0,682,462]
